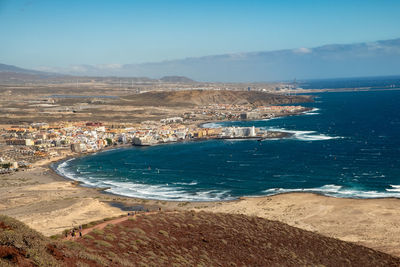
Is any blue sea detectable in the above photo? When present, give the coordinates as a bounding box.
[54,90,400,201]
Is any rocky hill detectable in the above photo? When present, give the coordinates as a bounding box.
[122,89,312,107]
[159,76,195,83]
[1,212,399,266]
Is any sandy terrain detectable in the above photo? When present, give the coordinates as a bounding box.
[194,194,400,257]
[1,83,299,124]
[0,167,127,236]
[0,166,399,257]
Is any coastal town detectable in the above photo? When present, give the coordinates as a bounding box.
[0,104,309,174]
[3,1,400,265]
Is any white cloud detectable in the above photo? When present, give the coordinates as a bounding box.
[70,65,89,72]
[97,64,123,70]
[293,47,312,54]
[35,66,59,73]
[367,42,383,50]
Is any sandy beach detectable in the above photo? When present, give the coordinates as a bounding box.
[0,165,399,257]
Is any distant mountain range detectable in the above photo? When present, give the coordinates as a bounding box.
[0,63,58,76]
[2,38,400,82]
[0,63,66,82]
[29,38,400,82]
[0,63,196,83]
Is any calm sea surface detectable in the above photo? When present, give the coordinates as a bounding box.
[54,90,400,201]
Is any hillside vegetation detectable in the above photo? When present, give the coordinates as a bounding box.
[1,212,399,266]
[121,90,312,107]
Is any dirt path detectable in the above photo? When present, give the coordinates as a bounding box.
[64,211,160,240]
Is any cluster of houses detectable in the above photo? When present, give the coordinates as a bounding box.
[190,104,309,122]
[0,103,309,173]
[0,118,269,172]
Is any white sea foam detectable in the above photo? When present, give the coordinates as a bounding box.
[56,161,232,201]
[267,127,343,141]
[263,184,400,198]
[262,116,282,122]
[201,122,222,128]
[57,158,400,200]
[104,180,233,201]
[386,185,400,192]
[303,108,320,116]
[56,159,77,179]
[172,181,198,186]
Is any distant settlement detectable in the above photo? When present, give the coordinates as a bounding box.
[0,104,309,174]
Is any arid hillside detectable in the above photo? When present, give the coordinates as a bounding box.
[1,212,399,266]
[0,86,310,124]
[121,89,312,107]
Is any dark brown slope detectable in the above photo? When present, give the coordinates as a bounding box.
[121,89,312,107]
[0,215,60,266]
[1,212,399,266]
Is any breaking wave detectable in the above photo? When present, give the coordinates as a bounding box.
[55,157,399,201]
[266,128,343,141]
[55,160,232,201]
[386,185,400,192]
[263,184,400,198]
[303,108,320,115]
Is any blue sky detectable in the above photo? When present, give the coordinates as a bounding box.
[1,0,400,69]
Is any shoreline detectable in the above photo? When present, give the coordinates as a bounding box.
[1,166,400,257]
[52,152,399,202]
[2,107,400,257]
[47,106,397,203]
[1,158,400,257]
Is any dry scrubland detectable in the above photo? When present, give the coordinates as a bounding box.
[120,90,310,107]
[0,79,310,124]
[1,212,400,267]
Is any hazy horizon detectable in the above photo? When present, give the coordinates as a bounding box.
[1,0,400,81]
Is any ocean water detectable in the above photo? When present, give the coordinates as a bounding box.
[54,90,400,201]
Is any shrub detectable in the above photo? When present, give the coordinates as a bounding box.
[104,234,116,241]
[76,261,90,267]
[94,240,113,248]
[158,230,169,237]
[129,243,139,251]
[50,234,61,240]
[135,239,148,246]
[78,251,108,265]
[105,223,115,229]
[91,228,104,236]
[132,227,146,235]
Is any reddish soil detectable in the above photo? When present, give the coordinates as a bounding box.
[72,211,400,266]
[0,221,11,230]
[0,245,33,267]
[64,211,160,241]
[1,211,400,266]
